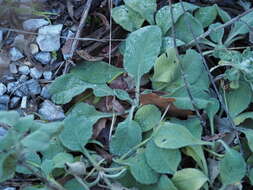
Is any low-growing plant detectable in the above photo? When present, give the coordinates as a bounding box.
[1,1,253,190]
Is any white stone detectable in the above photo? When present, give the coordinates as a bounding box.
[36,24,63,51]
[23,19,49,31]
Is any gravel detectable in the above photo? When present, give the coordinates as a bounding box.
[18,65,30,75]
[9,47,24,61]
[0,30,3,42]
[34,52,51,65]
[27,79,41,95]
[41,85,51,99]
[30,67,43,79]
[0,127,8,139]
[30,43,39,54]
[43,71,53,80]
[0,83,7,96]
[23,18,49,31]
[10,97,21,109]
[9,63,18,74]
[38,100,65,121]
[0,95,10,105]
[36,24,63,51]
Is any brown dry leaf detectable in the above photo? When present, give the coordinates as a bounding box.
[77,49,104,61]
[93,118,107,139]
[140,93,193,117]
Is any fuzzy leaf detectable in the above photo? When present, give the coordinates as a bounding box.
[112,5,144,31]
[110,119,142,156]
[145,140,181,174]
[124,0,156,24]
[154,123,211,149]
[124,26,162,84]
[172,168,208,190]
[194,5,217,28]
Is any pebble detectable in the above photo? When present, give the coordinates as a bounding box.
[10,97,21,109]
[18,65,30,75]
[7,81,29,97]
[0,95,10,105]
[0,30,3,42]
[0,104,7,111]
[43,71,53,80]
[30,67,43,79]
[34,52,51,65]
[18,75,29,82]
[20,96,27,109]
[38,100,65,121]
[3,187,16,190]
[30,43,39,54]
[23,19,49,31]
[0,83,7,96]
[36,24,63,51]
[41,85,51,99]
[9,63,18,74]
[0,127,8,139]
[9,47,24,61]
[27,79,41,95]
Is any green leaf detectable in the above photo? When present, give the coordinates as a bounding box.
[249,168,253,185]
[234,112,253,125]
[60,116,93,152]
[155,3,198,35]
[110,119,142,156]
[172,12,204,43]
[154,123,211,149]
[208,22,224,44]
[64,179,83,190]
[0,111,20,126]
[134,105,161,132]
[152,48,180,84]
[226,11,253,43]
[239,128,253,152]
[172,168,208,190]
[145,175,178,190]
[226,81,251,118]
[161,37,185,52]
[124,25,162,84]
[215,5,231,23]
[41,138,65,160]
[41,159,54,176]
[219,141,246,186]
[145,140,181,174]
[194,5,217,28]
[22,131,51,151]
[53,152,74,168]
[16,151,41,175]
[71,61,123,84]
[49,74,128,104]
[112,5,144,32]
[124,0,156,24]
[127,150,159,184]
[0,153,17,183]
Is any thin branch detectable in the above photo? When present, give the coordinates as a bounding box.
[168,0,206,127]
[68,0,93,59]
[186,7,253,46]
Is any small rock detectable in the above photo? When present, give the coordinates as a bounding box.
[3,187,16,190]
[0,127,8,139]
[0,83,7,96]
[10,97,21,109]
[0,104,7,111]
[36,24,63,51]
[41,85,51,99]
[7,82,16,93]
[9,63,18,74]
[27,79,41,95]
[20,96,27,109]
[23,18,49,31]
[9,47,24,61]
[18,65,30,75]
[23,61,33,67]
[0,95,10,105]
[8,81,29,97]
[0,30,3,42]
[18,75,29,82]
[13,35,26,51]
[30,67,42,79]
[43,71,53,80]
[38,100,65,121]
[30,43,39,54]
[34,52,51,65]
